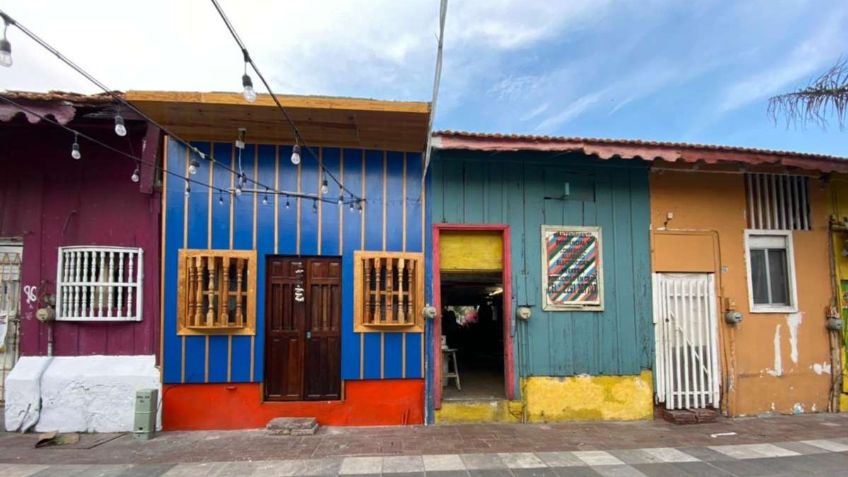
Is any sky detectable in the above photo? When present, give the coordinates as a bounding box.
[1,0,847,157]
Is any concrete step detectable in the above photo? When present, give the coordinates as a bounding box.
[266,417,319,436]
[661,407,719,425]
[435,399,524,424]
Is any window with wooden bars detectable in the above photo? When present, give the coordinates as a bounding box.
[354,251,424,332]
[745,173,811,230]
[177,250,256,335]
[56,246,143,321]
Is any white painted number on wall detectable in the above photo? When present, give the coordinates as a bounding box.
[23,285,37,306]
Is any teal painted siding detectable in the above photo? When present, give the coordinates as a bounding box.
[431,151,653,380]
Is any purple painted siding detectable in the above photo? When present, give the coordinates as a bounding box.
[0,120,160,357]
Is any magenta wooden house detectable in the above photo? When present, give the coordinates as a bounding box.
[0,92,161,433]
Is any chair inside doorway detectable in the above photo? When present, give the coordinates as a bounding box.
[440,271,504,400]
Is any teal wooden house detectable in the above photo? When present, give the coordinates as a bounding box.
[426,131,654,423]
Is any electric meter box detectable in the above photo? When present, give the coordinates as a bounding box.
[133,389,158,440]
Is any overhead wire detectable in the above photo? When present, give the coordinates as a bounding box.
[208,0,360,202]
[0,8,361,205]
[0,95,350,205]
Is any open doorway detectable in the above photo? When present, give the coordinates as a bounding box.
[432,225,514,408]
[440,272,504,400]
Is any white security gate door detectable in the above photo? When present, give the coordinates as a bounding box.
[0,245,23,405]
[653,273,720,410]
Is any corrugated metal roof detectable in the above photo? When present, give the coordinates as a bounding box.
[432,130,848,173]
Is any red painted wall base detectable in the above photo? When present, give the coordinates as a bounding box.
[162,379,424,430]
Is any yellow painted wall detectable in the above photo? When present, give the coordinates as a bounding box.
[651,170,833,417]
[523,371,653,422]
[827,176,848,407]
[439,231,503,271]
[435,400,522,424]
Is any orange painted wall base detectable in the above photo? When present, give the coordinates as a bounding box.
[162,379,424,430]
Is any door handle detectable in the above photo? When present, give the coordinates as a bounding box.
[306,331,312,339]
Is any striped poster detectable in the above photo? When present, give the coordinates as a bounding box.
[543,226,603,309]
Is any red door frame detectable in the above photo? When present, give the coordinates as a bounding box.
[432,224,514,408]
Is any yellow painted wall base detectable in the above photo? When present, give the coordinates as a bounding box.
[435,399,522,424]
[840,393,848,413]
[523,371,654,422]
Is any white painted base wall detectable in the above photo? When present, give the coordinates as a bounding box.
[5,355,160,433]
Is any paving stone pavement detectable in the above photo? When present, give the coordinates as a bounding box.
[1,438,848,476]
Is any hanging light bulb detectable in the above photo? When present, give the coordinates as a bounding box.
[321,178,329,195]
[357,200,364,213]
[312,199,318,213]
[290,144,301,165]
[189,157,200,175]
[0,16,12,68]
[235,184,243,196]
[285,197,291,209]
[337,195,344,205]
[218,191,224,205]
[131,165,140,183]
[184,181,191,197]
[70,133,81,160]
[349,201,355,212]
[242,74,256,103]
[114,113,127,137]
[263,188,269,205]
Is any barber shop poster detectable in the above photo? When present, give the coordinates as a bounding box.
[542,226,604,311]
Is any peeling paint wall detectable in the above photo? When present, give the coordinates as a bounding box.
[434,400,522,424]
[651,169,832,416]
[523,371,653,422]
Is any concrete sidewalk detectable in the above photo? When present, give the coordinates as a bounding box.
[0,414,847,475]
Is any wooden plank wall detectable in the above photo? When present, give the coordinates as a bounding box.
[430,151,653,383]
[162,139,425,384]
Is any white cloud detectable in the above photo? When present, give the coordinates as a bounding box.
[716,9,847,113]
[535,88,609,132]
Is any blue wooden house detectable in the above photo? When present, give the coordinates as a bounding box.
[130,91,431,429]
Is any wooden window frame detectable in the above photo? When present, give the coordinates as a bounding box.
[354,251,424,332]
[177,249,257,336]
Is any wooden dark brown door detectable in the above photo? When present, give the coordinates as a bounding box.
[264,256,341,401]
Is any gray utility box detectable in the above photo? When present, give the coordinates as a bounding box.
[134,389,158,440]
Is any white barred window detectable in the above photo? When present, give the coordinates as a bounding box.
[56,246,143,321]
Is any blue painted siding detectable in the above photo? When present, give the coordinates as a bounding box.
[163,140,427,385]
[430,151,653,380]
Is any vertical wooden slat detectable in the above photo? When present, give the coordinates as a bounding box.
[235,258,244,327]
[396,258,406,324]
[364,258,373,324]
[207,256,216,325]
[374,257,383,324]
[220,256,230,326]
[127,252,135,319]
[386,258,394,323]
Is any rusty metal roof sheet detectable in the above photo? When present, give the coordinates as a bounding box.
[432,130,848,173]
[0,90,121,104]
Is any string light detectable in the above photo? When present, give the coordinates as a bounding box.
[71,133,81,160]
[219,191,224,205]
[189,158,199,175]
[114,112,126,137]
[357,200,364,213]
[0,13,11,67]
[321,178,329,195]
[291,144,301,165]
[263,188,269,205]
[349,201,354,212]
[235,183,243,196]
[184,181,191,197]
[285,197,291,209]
[131,164,140,183]
[337,195,343,205]
[312,199,317,213]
